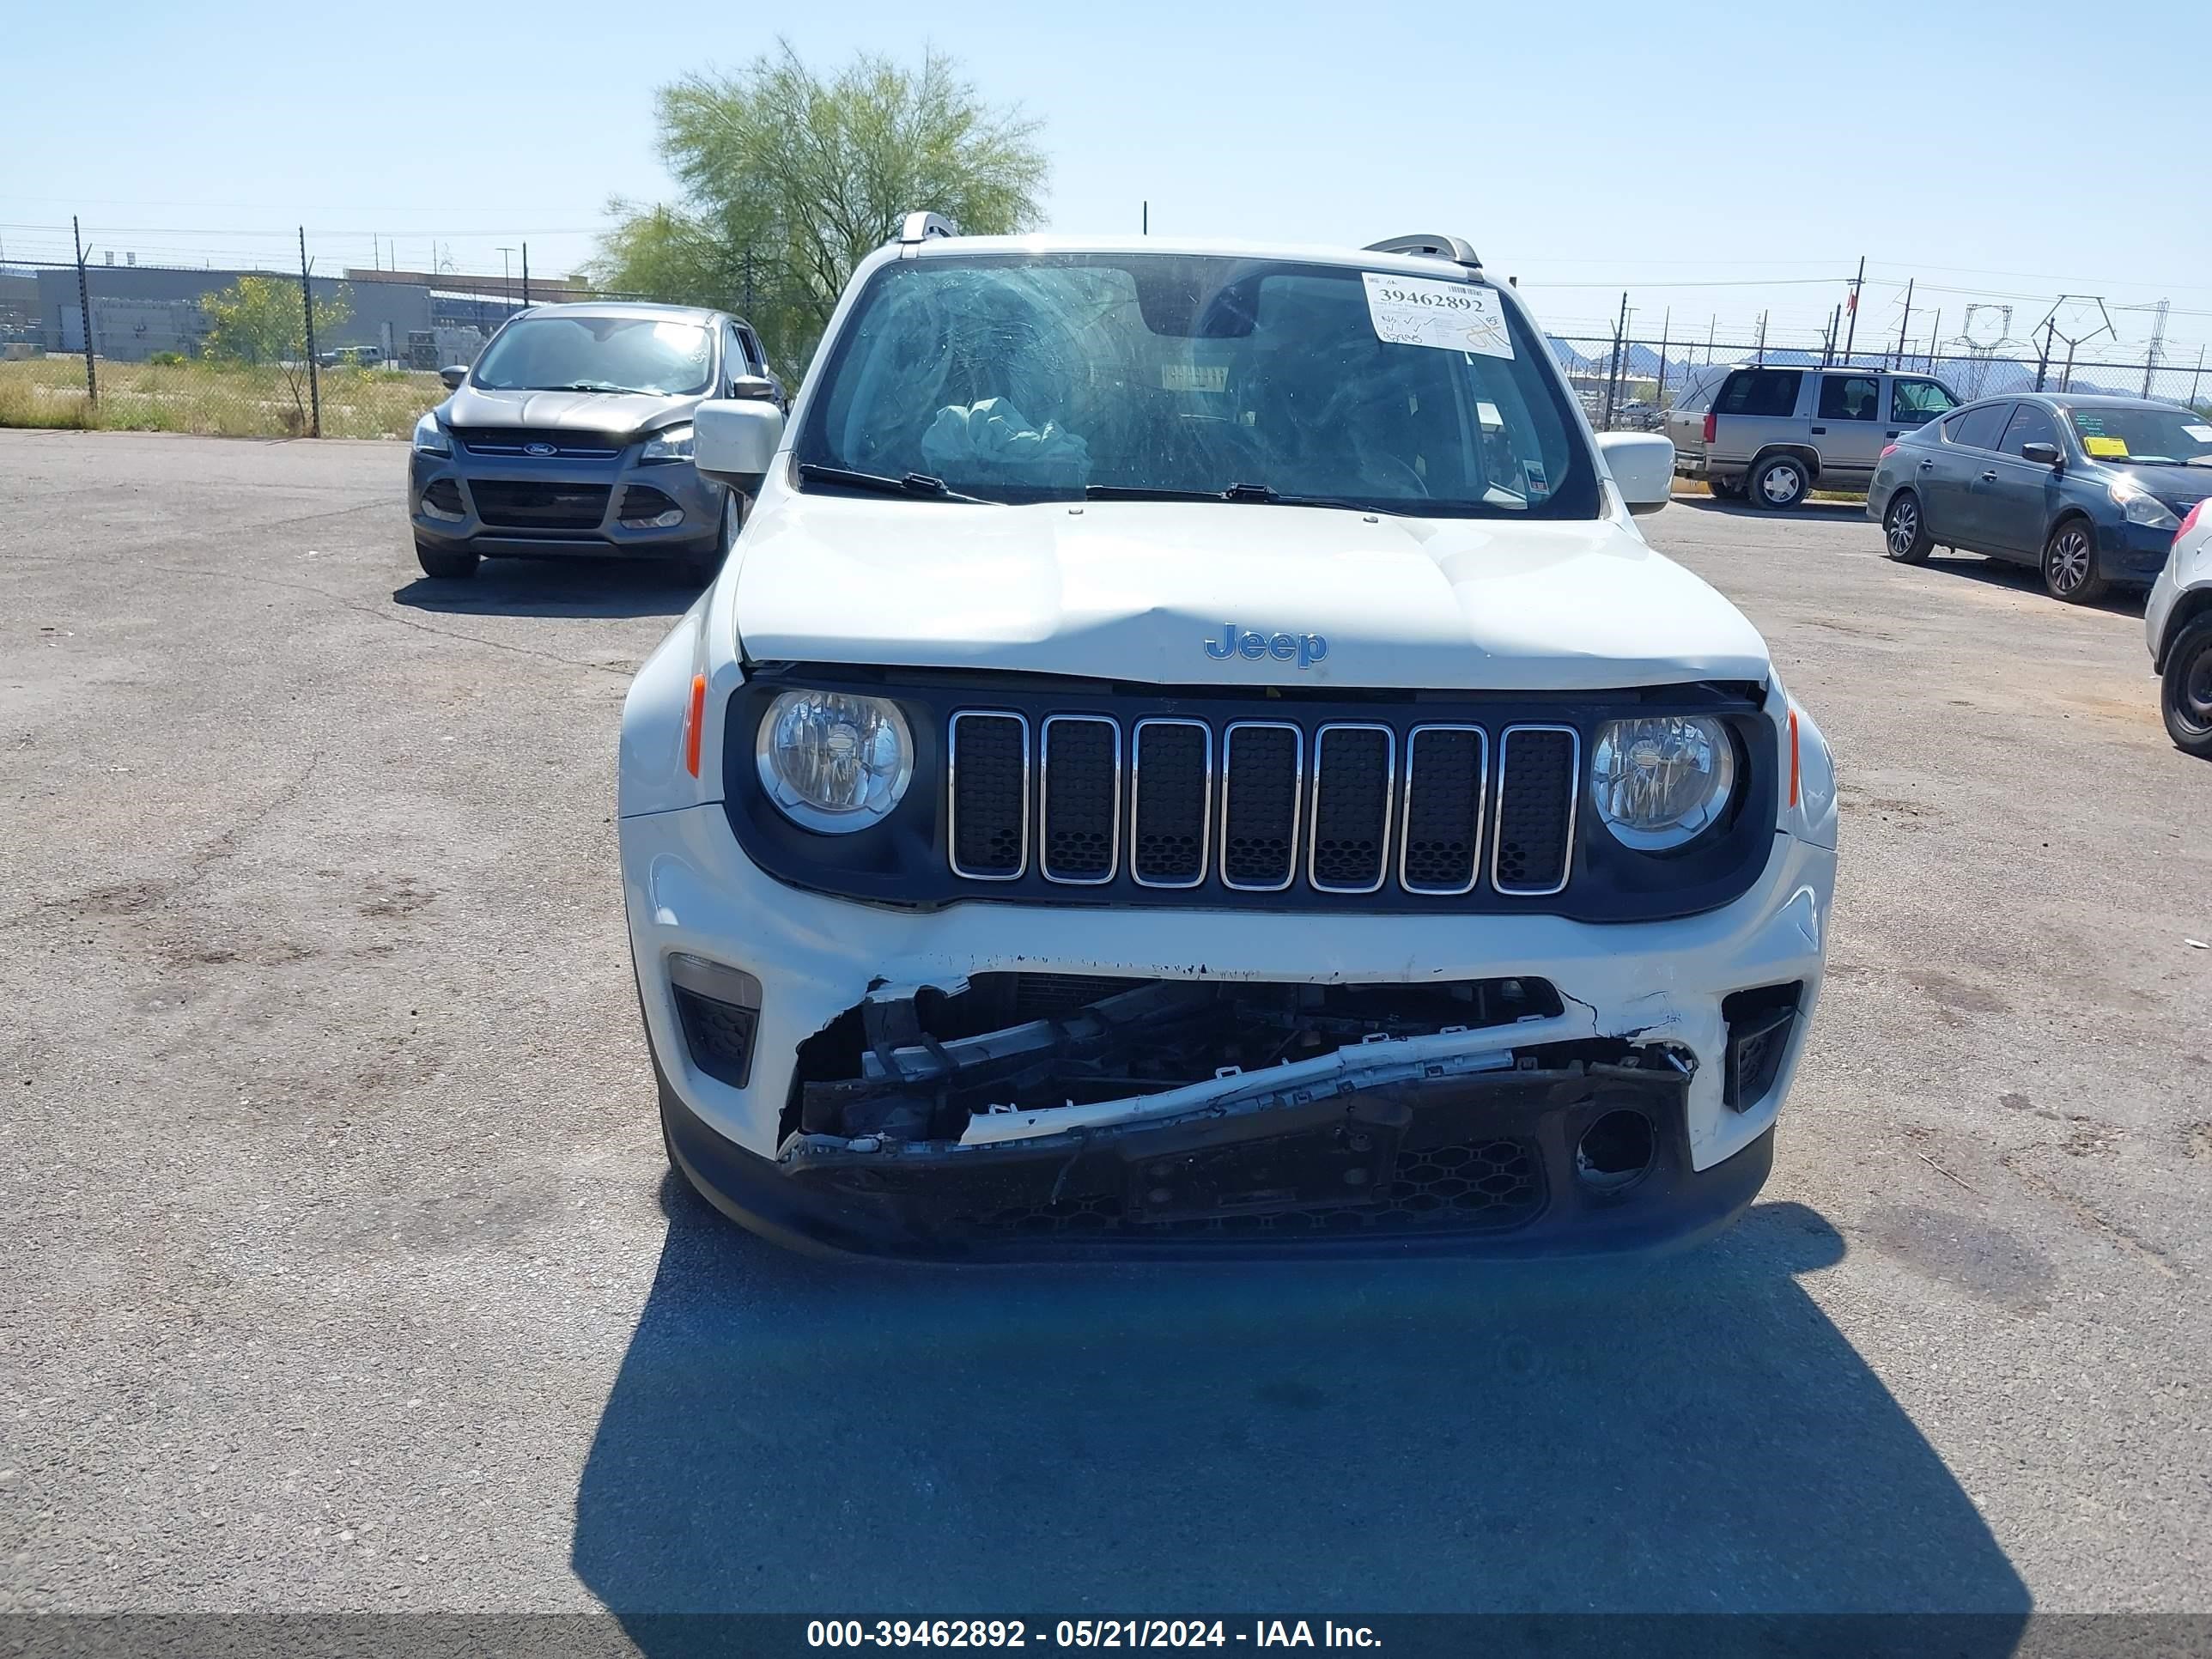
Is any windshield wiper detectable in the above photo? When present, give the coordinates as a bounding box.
[1085,482,1404,514]
[547,380,657,395]
[796,464,994,504]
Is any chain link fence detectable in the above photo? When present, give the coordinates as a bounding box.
[0,222,638,440]
[1553,332,2212,433]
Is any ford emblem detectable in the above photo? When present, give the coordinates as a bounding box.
[523,441,557,458]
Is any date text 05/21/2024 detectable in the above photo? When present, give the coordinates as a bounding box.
[806,1620,1382,1649]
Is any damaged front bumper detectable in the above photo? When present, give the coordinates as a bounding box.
[622,802,1832,1260]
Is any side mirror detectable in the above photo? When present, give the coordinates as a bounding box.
[2020,441,2062,469]
[725,374,779,402]
[694,398,786,489]
[1597,430,1674,516]
[439,365,468,390]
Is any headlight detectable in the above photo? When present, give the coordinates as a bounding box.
[641,422,695,465]
[2115,486,2178,530]
[412,412,449,456]
[1590,715,1737,850]
[755,690,913,832]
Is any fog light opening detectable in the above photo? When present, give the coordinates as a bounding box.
[620,507,687,530]
[1575,1109,1656,1195]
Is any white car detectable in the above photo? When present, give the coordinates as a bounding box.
[2148,499,2212,758]
[617,218,1838,1261]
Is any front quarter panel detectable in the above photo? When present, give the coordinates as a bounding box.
[619,567,745,818]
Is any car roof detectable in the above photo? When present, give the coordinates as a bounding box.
[512,300,726,325]
[907,232,1492,284]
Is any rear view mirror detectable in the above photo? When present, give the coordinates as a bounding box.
[2020,441,2062,468]
[695,398,786,489]
[439,365,467,390]
[1597,431,1674,516]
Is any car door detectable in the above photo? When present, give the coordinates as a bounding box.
[1711,368,1803,471]
[1915,404,2006,546]
[1811,373,1885,485]
[1936,402,2019,555]
[1974,402,2064,556]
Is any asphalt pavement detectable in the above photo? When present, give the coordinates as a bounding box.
[2,431,2209,1631]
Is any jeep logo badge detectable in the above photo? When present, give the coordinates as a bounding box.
[1203,623,1328,669]
[523,441,557,458]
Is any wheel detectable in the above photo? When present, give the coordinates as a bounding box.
[2162,617,2212,759]
[680,490,739,585]
[1749,454,1810,510]
[414,537,478,580]
[1881,490,1933,563]
[2040,519,2109,604]
[1709,476,1746,501]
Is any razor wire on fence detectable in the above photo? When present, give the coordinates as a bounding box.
[0,220,645,441]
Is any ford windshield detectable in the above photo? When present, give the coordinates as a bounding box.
[794,252,1599,518]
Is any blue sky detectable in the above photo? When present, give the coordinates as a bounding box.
[7,0,2211,362]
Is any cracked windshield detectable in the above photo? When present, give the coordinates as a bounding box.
[798,253,1596,516]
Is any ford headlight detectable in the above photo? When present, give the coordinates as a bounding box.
[412,411,450,456]
[1590,716,1737,850]
[755,690,913,832]
[641,422,695,465]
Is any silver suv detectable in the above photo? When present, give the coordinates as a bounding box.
[1668,365,1960,509]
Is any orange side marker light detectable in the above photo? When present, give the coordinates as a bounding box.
[684,673,708,778]
[1778,708,1796,813]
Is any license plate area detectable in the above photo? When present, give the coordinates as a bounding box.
[1123,1120,1402,1222]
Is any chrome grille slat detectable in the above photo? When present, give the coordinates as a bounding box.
[1399,724,1487,896]
[1219,721,1303,891]
[1492,725,1579,897]
[1040,715,1121,884]
[1308,723,1394,894]
[1130,719,1212,888]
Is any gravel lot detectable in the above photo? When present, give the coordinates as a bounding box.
[3,430,2209,1627]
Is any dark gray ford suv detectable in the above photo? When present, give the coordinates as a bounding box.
[408,301,782,581]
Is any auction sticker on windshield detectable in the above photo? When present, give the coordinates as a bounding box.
[1363,272,1514,359]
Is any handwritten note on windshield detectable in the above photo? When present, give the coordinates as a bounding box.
[1363,273,1514,359]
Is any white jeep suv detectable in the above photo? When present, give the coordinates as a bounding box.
[616,219,1838,1260]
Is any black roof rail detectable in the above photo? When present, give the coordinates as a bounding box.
[1364,233,1483,273]
[896,211,957,247]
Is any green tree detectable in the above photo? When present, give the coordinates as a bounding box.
[202,276,351,432]
[591,41,1048,374]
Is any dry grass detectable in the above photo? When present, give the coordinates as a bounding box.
[0,355,443,441]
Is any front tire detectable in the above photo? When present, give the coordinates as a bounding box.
[1750,454,1810,511]
[2041,520,2108,604]
[1882,490,1933,562]
[1709,476,1746,501]
[680,491,739,586]
[2162,617,2212,759]
[414,537,478,580]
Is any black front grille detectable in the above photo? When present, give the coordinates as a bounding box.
[452,428,623,458]
[949,713,1028,878]
[469,480,611,531]
[955,1134,1542,1240]
[1222,723,1301,889]
[943,706,1578,903]
[1493,727,1577,895]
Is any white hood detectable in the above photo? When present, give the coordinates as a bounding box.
[729,492,1770,692]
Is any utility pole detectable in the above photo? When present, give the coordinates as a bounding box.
[1841,254,1866,362]
[1602,291,1628,429]
[520,242,530,307]
[1705,314,1716,368]
[497,247,515,313]
[1924,308,1940,375]
[2035,319,2054,391]
[2140,299,2170,398]
[1894,278,1914,369]
[72,215,96,405]
[2191,345,2206,411]
[298,227,321,439]
[1821,305,1839,367]
[1655,307,1670,410]
[1141,200,1149,235]
[1756,311,1768,366]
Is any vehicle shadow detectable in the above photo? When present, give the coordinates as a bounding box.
[391,556,702,621]
[572,1186,2030,1640]
[1669,494,1868,519]
[1915,552,2148,617]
